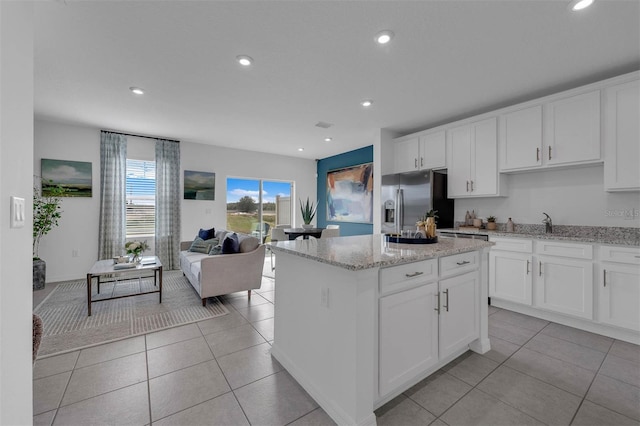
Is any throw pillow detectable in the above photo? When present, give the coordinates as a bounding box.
[222,232,240,254]
[189,237,212,254]
[204,237,219,247]
[198,227,215,240]
[209,244,223,255]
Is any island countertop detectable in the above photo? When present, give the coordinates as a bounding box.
[268,234,493,271]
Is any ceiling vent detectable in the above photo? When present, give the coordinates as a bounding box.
[315,121,333,129]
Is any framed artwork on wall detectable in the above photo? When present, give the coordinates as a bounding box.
[41,158,92,197]
[184,170,215,200]
[326,162,373,223]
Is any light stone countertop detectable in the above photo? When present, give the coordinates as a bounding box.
[268,234,493,271]
[438,226,640,247]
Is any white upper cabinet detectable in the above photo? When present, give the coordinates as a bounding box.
[604,79,640,191]
[500,105,543,171]
[447,117,503,198]
[393,131,446,174]
[544,90,601,166]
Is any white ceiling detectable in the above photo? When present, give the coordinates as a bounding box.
[34,1,639,160]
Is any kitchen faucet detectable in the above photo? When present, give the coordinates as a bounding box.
[542,212,552,233]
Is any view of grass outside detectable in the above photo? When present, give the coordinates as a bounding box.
[226,178,292,242]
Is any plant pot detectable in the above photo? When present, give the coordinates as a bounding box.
[487,222,497,230]
[33,259,46,291]
[302,224,313,229]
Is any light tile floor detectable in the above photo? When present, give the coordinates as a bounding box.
[33,259,640,425]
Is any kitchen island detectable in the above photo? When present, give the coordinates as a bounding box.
[269,234,493,426]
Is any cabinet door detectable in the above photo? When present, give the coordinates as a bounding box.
[439,271,479,359]
[394,137,420,174]
[490,251,533,305]
[604,80,640,191]
[471,117,498,196]
[420,131,446,170]
[446,125,471,197]
[535,256,593,319]
[545,90,601,166]
[500,105,543,171]
[379,283,439,396]
[599,264,640,331]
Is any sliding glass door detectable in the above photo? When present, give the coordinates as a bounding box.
[226,177,292,242]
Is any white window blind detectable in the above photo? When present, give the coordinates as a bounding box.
[126,159,155,237]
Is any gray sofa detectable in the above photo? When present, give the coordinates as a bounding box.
[180,230,266,306]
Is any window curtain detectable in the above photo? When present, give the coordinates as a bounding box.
[98,131,127,260]
[155,139,181,269]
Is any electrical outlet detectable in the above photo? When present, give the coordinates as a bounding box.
[10,196,25,228]
[320,287,330,308]
[72,249,79,258]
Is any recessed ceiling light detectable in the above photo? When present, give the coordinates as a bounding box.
[324,137,332,142]
[361,99,373,108]
[375,30,394,45]
[569,0,594,11]
[298,148,304,152]
[129,86,144,95]
[236,55,253,66]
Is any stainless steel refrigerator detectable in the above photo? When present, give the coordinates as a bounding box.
[381,170,455,234]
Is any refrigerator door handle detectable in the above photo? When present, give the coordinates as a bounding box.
[396,189,404,233]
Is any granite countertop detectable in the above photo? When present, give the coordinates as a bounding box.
[438,225,640,247]
[268,234,493,271]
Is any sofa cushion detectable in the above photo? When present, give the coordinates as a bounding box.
[189,237,212,254]
[222,233,240,254]
[198,227,215,240]
[238,234,260,253]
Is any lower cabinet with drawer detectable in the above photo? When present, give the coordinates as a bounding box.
[378,255,480,397]
[598,245,640,332]
[489,237,533,305]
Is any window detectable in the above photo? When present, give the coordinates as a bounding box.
[126,159,155,237]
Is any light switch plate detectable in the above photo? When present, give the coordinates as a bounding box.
[10,196,25,228]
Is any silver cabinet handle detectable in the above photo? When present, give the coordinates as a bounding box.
[405,271,424,278]
[603,269,607,287]
[443,289,449,312]
[415,158,418,169]
[539,261,542,276]
[526,260,530,274]
[536,147,540,162]
[456,260,470,266]
[421,157,424,167]
[470,180,474,191]
[434,292,440,314]
[548,146,552,160]
[466,181,470,192]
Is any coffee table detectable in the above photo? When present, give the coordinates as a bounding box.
[86,256,163,316]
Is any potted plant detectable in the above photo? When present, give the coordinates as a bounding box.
[33,179,66,290]
[299,197,317,229]
[487,215,497,230]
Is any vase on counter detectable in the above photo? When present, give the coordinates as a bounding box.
[506,218,515,232]
[426,217,437,238]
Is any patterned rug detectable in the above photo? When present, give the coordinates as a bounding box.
[34,270,228,357]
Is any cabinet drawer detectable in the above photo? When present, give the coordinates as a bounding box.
[536,240,593,260]
[380,259,438,295]
[440,251,479,278]
[489,237,533,253]
[600,245,640,265]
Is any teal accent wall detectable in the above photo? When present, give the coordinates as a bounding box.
[317,145,374,236]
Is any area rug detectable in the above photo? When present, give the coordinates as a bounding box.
[34,270,228,357]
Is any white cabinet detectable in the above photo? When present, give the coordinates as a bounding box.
[379,282,439,396]
[544,90,601,166]
[535,241,594,320]
[490,251,533,306]
[500,105,543,171]
[598,245,640,331]
[438,271,479,359]
[393,131,446,174]
[447,117,502,198]
[604,79,640,191]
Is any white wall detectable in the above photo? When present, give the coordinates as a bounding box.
[34,119,317,282]
[456,165,640,228]
[0,2,34,424]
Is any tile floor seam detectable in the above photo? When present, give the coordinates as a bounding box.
[57,378,149,411]
[200,321,254,339]
[73,349,147,370]
[469,386,550,426]
[520,338,606,374]
[144,334,153,426]
[206,339,268,359]
[47,363,75,417]
[539,326,615,354]
[149,390,239,425]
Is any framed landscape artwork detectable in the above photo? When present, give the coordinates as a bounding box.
[326,162,373,223]
[184,170,215,200]
[41,158,92,197]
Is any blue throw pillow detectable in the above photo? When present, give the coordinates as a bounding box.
[222,233,240,254]
[198,227,215,240]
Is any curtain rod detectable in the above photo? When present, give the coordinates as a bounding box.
[101,130,179,143]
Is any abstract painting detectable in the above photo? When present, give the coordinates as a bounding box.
[41,158,92,197]
[184,170,215,200]
[326,162,373,223]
